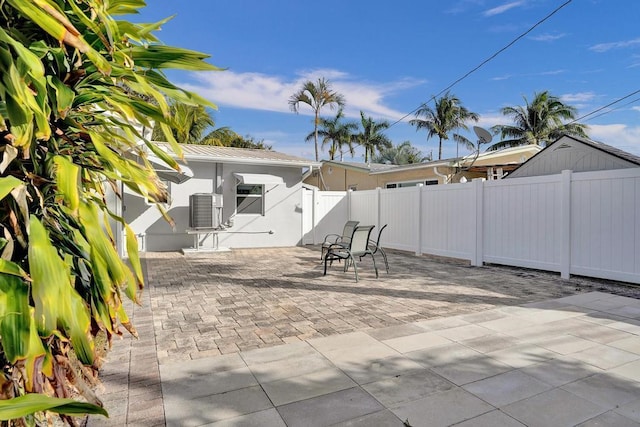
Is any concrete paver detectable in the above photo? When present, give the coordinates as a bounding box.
[87,247,640,427]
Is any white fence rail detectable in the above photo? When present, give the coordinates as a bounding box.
[303,168,640,284]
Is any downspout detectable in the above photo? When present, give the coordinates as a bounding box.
[433,166,451,184]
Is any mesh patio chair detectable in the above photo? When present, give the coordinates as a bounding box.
[320,220,359,259]
[323,225,378,282]
[363,223,389,273]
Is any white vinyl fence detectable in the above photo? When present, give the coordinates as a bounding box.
[303,168,640,284]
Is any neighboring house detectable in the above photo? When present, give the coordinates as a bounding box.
[304,145,540,190]
[507,135,640,178]
[118,144,320,253]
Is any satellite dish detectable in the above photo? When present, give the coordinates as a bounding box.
[473,126,493,145]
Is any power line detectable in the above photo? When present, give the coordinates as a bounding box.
[569,89,640,124]
[389,0,573,128]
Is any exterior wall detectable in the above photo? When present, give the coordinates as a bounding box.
[304,163,381,191]
[375,167,448,187]
[509,137,639,178]
[124,160,304,251]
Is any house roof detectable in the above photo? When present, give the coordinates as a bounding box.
[564,135,640,165]
[507,135,640,177]
[322,160,397,173]
[154,143,321,168]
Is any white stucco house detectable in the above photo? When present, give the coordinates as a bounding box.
[115,143,320,254]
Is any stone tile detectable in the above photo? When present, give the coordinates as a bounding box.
[534,334,600,355]
[308,331,383,353]
[320,342,400,366]
[617,398,640,423]
[362,369,455,407]
[338,354,426,385]
[502,388,607,427]
[567,344,640,370]
[479,316,539,333]
[433,324,493,342]
[240,341,315,365]
[519,355,602,387]
[365,323,428,341]
[609,359,640,382]
[463,370,553,407]
[609,336,640,355]
[391,388,494,427]
[413,317,471,331]
[261,367,356,406]
[567,323,633,344]
[382,332,453,353]
[563,373,640,409]
[453,410,526,427]
[329,410,404,426]
[431,354,513,386]
[577,411,640,427]
[164,385,273,427]
[246,351,334,383]
[486,343,558,368]
[276,387,384,427]
[161,366,257,400]
[201,408,286,427]
[405,342,484,367]
[459,333,521,354]
[159,352,246,380]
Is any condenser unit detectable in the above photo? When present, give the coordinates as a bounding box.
[189,193,223,229]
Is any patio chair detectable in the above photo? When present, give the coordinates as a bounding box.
[324,225,378,282]
[320,220,359,260]
[362,223,389,273]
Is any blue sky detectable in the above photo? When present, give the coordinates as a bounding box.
[135,0,640,161]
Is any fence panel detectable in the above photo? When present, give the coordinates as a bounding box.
[483,175,563,271]
[379,187,420,252]
[421,183,475,260]
[306,190,348,244]
[350,190,378,226]
[571,168,640,283]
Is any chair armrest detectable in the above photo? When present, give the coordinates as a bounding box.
[323,233,343,244]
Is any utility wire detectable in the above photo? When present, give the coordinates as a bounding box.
[389,0,573,128]
[568,89,640,124]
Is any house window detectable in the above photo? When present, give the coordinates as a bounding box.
[386,180,438,189]
[487,167,504,180]
[236,184,264,215]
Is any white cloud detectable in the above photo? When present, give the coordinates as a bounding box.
[483,1,525,17]
[529,33,567,42]
[560,92,597,103]
[589,124,640,156]
[589,37,640,53]
[178,69,425,122]
[632,106,640,113]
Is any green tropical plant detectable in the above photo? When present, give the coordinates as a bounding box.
[289,78,345,161]
[152,102,234,146]
[489,91,589,150]
[372,141,430,165]
[409,92,479,160]
[306,109,357,160]
[355,111,392,163]
[0,0,218,423]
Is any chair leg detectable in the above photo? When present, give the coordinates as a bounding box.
[323,255,330,276]
[380,248,389,273]
[349,255,359,282]
[371,254,378,278]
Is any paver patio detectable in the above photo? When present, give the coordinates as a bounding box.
[87,246,640,426]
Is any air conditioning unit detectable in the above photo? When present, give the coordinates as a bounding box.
[189,193,223,229]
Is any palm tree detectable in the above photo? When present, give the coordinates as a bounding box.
[152,103,235,145]
[489,91,589,150]
[289,77,345,161]
[409,92,479,160]
[355,111,392,163]
[372,141,430,165]
[306,109,358,160]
